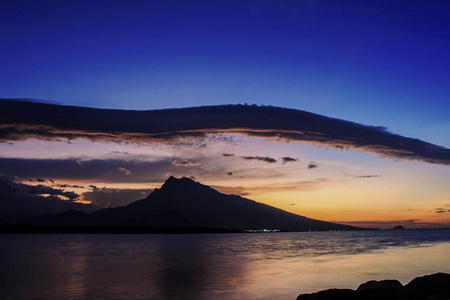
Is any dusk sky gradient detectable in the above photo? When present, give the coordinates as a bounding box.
[1,0,449,228]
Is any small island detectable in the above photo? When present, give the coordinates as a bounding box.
[393,225,405,229]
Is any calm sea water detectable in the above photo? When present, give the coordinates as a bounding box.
[1,229,449,300]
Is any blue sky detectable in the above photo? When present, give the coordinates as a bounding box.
[1,0,449,145]
[1,1,449,228]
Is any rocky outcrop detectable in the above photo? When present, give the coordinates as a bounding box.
[404,273,450,298]
[297,273,450,300]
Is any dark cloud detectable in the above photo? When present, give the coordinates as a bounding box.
[57,183,84,189]
[0,176,79,201]
[435,207,450,214]
[0,100,448,165]
[222,153,235,157]
[343,172,382,179]
[308,162,318,169]
[241,156,277,163]
[0,175,96,221]
[0,157,178,183]
[282,157,299,164]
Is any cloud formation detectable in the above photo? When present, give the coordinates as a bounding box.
[0,175,96,220]
[343,172,382,179]
[82,187,152,208]
[435,205,450,214]
[241,156,277,163]
[282,157,299,164]
[118,167,131,175]
[222,153,234,157]
[308,162,318,169]
[1,100,449,165]
[0,175,79,201]
[171,159,200,167]
[0,157,177,183]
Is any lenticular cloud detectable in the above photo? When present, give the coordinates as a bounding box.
[1,99,449,165]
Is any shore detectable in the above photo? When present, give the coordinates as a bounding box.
[297,272,450,300]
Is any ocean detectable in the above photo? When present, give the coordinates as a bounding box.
[1,229,449,300]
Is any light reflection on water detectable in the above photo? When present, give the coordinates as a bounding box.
[0,229,449,300]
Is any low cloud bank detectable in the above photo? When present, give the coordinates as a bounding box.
[1,99,449,165]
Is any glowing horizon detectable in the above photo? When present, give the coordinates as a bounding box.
[1,103,448,229]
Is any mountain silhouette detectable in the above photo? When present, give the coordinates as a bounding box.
[28,176,359,231]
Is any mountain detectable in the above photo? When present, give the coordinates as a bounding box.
[28,176,360,231]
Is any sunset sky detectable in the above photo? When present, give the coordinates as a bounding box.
[1,0,449,228]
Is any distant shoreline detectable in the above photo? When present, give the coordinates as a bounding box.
[0,226,360,234]
[0,226,244,234]
[1,226,448,234]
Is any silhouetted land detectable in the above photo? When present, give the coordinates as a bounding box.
[9,176,361,232]
[0,226,242,234]
[297,273,450,300]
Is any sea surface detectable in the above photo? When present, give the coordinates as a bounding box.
[1,229,449,300]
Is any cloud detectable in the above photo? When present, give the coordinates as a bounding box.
[241,156,277,163]
[57,183,84,188]
[211,185,249,197]
[215,178,333,196]
[0,175,96,220]
[1,100,449,165]
[0,157,178,183]
[354,175,382,178]
[282,157,299,164]
[343,172,382,179]
[81,188,153,208]
[111,151,131,155]
[171,159,200,167]
[222,153,234,157]
[435,205,450,214]
[308,162,318,169]
[0,176,80,201]
[0,156,222,184]
[118,167,131,175]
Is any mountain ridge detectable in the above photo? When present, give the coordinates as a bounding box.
[27,176,361,231]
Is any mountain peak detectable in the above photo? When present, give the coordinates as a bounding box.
[27,176,361,231]
[162,176,198,188]
[158,176,218,197]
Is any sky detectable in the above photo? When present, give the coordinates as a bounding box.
[0,0,449,228]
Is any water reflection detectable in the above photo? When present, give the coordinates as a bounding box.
[79,234,250,300]
[0,230,449,300]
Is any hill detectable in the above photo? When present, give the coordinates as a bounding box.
[27,176,360,231]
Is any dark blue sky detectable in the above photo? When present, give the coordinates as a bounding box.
[1,0,449,146]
